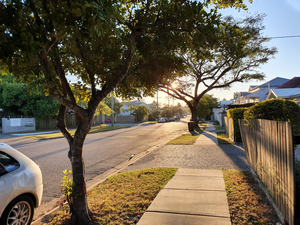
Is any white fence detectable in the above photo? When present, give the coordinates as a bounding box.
[2,118,35,133]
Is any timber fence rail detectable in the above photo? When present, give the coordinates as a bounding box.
[239,119,295,225]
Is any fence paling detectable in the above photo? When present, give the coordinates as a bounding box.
[239,119,294,225]
[224,116,234,142]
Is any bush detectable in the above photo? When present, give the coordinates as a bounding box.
[213,121,219,125]
[227,108,248,142]
[244,99,300,134]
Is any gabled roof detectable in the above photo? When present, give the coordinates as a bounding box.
[267,88,300,99]
[249,77,289,92]
[258,77,290,88]
[277,77,300,88]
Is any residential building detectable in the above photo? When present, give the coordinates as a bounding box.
[266,77,300,105]
[118,100,152,123]
[231,77,290,105]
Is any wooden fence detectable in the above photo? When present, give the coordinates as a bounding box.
[224,116,234,142]
[239,119,295,225]
[36,114,103,130]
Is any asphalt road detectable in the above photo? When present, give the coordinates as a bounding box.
[10,119,189,203]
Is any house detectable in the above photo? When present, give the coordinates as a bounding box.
[118,100,152,123]
[231,77,290,105]
[211,100,231,126]
[266,77,300,105]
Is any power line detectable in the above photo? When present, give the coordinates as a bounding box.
[263,35,300,39]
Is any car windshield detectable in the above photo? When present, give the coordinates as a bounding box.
[0,151,20,173]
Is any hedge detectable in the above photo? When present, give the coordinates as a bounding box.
[244,99,300,134]
[227,108,248,142]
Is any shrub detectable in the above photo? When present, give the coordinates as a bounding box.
[213,121,219,125]
[227,108,248,142]
[244,99,300,134]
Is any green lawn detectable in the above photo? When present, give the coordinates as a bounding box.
[44,168,177,225]
[215,126,225,130]
[167,128,203,145]
[216,132,232,144]
[223,170,280,224]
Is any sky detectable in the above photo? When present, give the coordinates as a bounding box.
[143,0,300,106]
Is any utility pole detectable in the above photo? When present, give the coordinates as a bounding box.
[157,90,159,111]
[111,95,114,127]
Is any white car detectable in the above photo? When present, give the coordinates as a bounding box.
[0,143,43,225]
[158,118,166,123]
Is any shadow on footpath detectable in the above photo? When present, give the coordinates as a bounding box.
[199,130,250,171]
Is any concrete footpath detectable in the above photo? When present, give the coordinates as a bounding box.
[137,168,231,225]
[137,124,231,225]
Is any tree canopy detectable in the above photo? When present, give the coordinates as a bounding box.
[0,74,60,118]
[129,105,149,122]
[196,94,218,120]
[157,14,277,128]
[0,0,253,223]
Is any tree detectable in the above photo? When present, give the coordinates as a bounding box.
[233,92,239,98]
[103,96,123,122]
[195,95,217,120]
[159,14,277,128]
[95,101,113,117]
[129,105,149,122]
[162,108,173,118]
[150,109,161,121]
[0,0,252,223]
[0,74,60,118]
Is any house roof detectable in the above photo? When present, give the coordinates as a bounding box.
[220,100,231,106]
[277,77,300,88]
[268,88,300,99]
[250,77,290,92]
[239,92,249,96]
[123,100,145,107]
[259,77,290,88]
[244,92,261,98]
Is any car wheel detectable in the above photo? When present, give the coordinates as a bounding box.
[0,195,34,225]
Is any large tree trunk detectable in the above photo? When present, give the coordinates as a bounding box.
[68,118,94,225]
[191,106,199,129]
[189,100,199,129]
[70,139,92,224]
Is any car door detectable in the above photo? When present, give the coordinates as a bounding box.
[0,152,20,217]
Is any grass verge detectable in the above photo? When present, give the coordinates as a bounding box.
[213,121,220,125]
[215,126,225,130]
[166,128,203,145]
[45,168,177,225]
[216,132,233,145]
[223,170,280,224]
[26,125,130,140]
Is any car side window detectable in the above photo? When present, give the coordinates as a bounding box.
[0,151,20,174]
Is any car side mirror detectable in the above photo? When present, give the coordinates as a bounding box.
[0,163,8,176]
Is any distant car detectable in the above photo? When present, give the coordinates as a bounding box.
[0,143,43,225]
[169,117,175,122]
[158,118,166,123]
[105,119,112,123]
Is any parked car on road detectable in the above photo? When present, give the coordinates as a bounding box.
[0,143,43,225]
[169,117,175,122]
[105,119,112,123]
[158,118,166,123]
